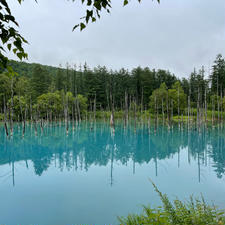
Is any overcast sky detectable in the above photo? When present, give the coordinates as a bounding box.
[8,0,225,78]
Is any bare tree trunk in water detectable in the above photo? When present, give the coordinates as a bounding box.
[212,96,214,127]
[197,87,200,130]
[65,95,69,135]
[30,97,33,122]
[76,97,81,122]
[4,96,8,136]
[141,88,143,124]
[34,110,38,136]
[148,111,151,132]
[110,91,115,130]
[171,100,173,129]
[167,92,169,129]
[217,74,219,122]
[10,76,14,136]
[94,93,96,122]
[178,87,180,129]
[124,91,128,127]
[188,95,190,129]
[220,88,222,125]
[154,96,157,133]
[23,106,27,137]
[162,99,164,126]
[72,103,75,130]
[134,98,137,132]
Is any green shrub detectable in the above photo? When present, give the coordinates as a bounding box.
[118,182,225,225]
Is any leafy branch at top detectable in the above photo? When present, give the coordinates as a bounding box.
[0,0,160,71]
[0,0,28,70]
[72,0,160,31]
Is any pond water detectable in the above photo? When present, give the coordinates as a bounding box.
[0,121,225,225]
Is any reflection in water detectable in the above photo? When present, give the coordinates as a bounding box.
[0,122,225,186]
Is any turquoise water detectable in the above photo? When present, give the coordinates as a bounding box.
[0,122,225,225]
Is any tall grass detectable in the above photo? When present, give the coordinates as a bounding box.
[118,182,225,225]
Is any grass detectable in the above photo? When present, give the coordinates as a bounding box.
[1,109,225,123]
[118,182,225,225]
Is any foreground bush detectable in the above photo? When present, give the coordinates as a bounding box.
[118,182,225,225]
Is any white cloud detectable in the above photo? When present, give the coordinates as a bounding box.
[8,0,225,78]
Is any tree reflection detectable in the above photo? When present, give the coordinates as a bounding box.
[0,122,225,181]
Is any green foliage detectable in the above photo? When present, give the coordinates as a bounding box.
[76,94,88,114]
[0,54,225,119]
[168,81,187,114]
[149,81,186,115]
[209,94,222,111]
[0,0,28,70]
[30,65,52,100]
[7,95,27,120]
[55,67,65,91]
[73,0,160,31]
[0,72,12,110]
[35,91,88,117]
[188,67,208,104]
[210,54,225,95]
[118,182,225,225]
[15,76,31,97]
[36,91,62,115]
[0,72,11,99]
[149,82,168,113]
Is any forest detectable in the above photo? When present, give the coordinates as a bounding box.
[0,54,225,124]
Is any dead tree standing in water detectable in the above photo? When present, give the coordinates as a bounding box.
[110,91,115,129]
[4,96,9,136]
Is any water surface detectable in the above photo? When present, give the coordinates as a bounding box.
[0,122,225,224]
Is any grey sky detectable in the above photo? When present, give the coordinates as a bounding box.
[8,0,225,78]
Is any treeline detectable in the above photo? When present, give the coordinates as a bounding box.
[0,54,225,121]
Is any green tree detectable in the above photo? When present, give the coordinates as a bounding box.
[30,65,51,100]
[149,82,168,113]
[168,81,187,114]
[36,91,62,117]
[0,72,11,104]
[7,95,27,120]
[210,54,225,95]
[15,76,31,98]
[55,67,65,91]
[76,94,88,115]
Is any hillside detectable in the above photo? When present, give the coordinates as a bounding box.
[2,60,62,77]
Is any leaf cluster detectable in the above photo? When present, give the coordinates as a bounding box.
[0,0,28,69]
[72,0,160,31]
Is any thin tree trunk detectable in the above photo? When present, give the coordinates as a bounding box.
[10,76,14,136]
[4,96,8,137]
[134,98,137,131]
[94,93,96,122]
[23,106,27,137]
[124,91,128,126]
[110,91,115,129]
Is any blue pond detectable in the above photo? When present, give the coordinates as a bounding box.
[0,121,225,225]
